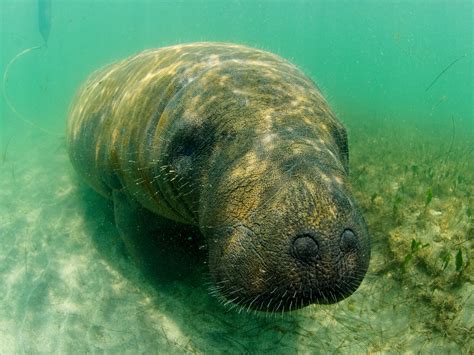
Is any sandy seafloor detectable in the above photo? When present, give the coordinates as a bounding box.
[0,120,472,353]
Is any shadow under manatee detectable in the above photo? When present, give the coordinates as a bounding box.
[77,184,205,288]
[76,184,302,352]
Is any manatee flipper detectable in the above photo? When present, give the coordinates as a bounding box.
[112,189,204,282]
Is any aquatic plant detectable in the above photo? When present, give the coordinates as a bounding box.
[424,187,433,207]
[425,54,467,92]
[349,120,473,349]
[1,136,13,164]
[400,238,430,274]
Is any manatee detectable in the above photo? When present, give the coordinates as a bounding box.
[67,42,370,312]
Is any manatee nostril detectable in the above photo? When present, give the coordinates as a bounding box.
[340,229,357,252]
[292,234,319,262]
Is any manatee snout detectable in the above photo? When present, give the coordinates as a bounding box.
[209,214,369,312]
[204,173,370,312]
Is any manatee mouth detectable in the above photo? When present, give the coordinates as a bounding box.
[209,227,369,313]
[214,266,367,313]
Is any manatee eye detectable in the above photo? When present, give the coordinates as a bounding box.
[178,142,195,156]
[172,128,200,158]
[167,120,217,163]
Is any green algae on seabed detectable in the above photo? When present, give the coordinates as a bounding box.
[350,119,473,350]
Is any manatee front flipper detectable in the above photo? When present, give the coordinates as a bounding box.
[112,189,204,282]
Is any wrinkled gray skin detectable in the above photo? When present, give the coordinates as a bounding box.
[68,43,370,312]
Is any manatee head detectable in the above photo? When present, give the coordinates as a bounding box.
[199,113,370,313]
[159,59,371,312]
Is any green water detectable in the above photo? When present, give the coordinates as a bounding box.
[0,0,472,353]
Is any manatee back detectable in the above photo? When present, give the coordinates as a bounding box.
[67,42,347,223]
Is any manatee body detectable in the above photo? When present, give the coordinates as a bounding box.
[67,42,370,312]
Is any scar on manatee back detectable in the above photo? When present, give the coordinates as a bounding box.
[67,42,370,313]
